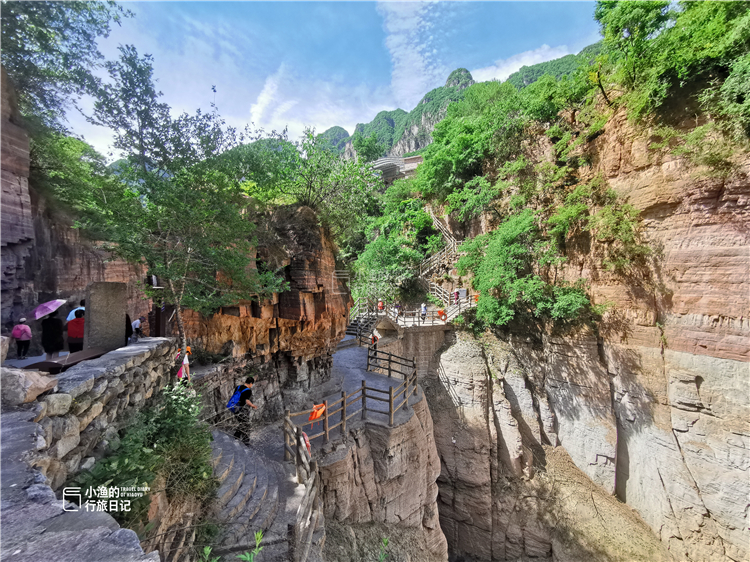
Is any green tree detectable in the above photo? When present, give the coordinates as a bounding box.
[1,0,130,129]
[594,0,670,87]
[269,128,381,239]
[352,131,385,163]
[84,46,286,357]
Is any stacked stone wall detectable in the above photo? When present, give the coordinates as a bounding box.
[26,338,177,489]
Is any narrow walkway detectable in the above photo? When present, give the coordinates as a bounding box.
[208,344,412,560]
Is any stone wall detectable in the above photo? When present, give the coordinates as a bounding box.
[25,338,176,490]
[0,338,178,562]
[317,395,448,561]
[375,323,451,376]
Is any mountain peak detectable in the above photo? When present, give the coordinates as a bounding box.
[445,68,474,90]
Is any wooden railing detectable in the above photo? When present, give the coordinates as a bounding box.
[366,348,416,378]
[282,352,419,561]
[284,352,418,446]
[283,421,322,562]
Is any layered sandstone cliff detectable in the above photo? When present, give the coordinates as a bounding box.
[1,70,150,341]
[318,396,448,562]
[430,110,749,562]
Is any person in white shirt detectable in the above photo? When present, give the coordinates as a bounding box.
[132,316,146,338]
[66,299,85,322]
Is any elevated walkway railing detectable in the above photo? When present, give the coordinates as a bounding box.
[283,351,418,447]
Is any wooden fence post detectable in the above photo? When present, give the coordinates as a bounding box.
[361,380,367,421]
[323,399,329,443]
[295,426,305,484]
[284,409,291,461]
[387,352,392,378]
[366,348,370,371]
[340,390,347,439]
[389,386,394,427]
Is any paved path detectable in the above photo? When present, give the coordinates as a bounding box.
[289,345,420,444]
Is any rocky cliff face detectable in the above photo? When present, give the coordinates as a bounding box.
[422,333,673,562]
[1,71,150,341]
[433,109,749,562]
[318,396,448,562]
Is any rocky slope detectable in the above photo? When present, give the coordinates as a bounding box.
[431,108,749,561]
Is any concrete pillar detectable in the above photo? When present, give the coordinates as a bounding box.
[84,282,127,352]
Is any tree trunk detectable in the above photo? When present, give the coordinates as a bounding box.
[168,279,188,366]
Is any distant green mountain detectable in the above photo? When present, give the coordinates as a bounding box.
[320,48,603,157]
[317,126,350,153]
[505,41,602,88]
[320,68,475,157]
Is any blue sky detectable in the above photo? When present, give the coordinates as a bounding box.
[69,1,602,158]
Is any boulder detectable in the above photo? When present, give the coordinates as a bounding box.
[1,335,9,363]
[1,367,57,405]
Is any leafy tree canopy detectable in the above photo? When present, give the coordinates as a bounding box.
[1,0,131,129]
[352,131,385,163]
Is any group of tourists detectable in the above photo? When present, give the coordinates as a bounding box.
[8,299,149,361]
[10,300,86,360]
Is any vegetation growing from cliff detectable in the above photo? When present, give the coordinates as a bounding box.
[369,0,750,329]
[71,384,217,530]
[352,178,442,301]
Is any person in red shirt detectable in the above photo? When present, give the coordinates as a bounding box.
[67,309,85,353]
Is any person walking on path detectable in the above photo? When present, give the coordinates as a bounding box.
[233,376,258,444]
[41,310,64,360]
[66,299,85,322]
[66,309,85,353]
[420,303,427,322]
[132,316,146,339]
[176,347,191,384]
[11,318,32,359]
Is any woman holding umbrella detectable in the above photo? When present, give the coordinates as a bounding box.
[41,310,64,360]
[33,299,66,360]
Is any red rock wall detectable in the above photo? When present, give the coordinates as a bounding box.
[1,70,150,346]
[433,109,749,562]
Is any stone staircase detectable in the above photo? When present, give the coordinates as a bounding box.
[209,430,307,561]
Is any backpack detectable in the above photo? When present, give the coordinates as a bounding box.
[226,385,244,413]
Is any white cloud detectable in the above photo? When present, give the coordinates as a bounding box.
[471,44,571,83]
[376,1,449,109]
[250,64,286,125]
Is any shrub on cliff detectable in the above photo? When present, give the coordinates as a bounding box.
[71,384,217,529]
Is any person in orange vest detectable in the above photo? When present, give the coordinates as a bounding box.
[377,299,384,313]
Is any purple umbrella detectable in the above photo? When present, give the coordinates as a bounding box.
[32,299,67,320]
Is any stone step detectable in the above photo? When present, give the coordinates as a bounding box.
[217,463,264,523]
[214,462,279,553]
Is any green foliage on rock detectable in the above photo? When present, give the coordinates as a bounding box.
[456,209,591,326]
[595,0,750,121]
[353,179,441,300]
[318,126,350,153]
[71,384,217,528]
[505,44,602,89]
